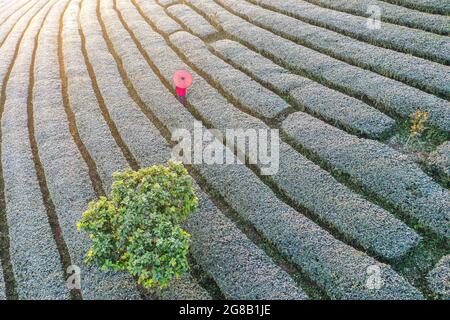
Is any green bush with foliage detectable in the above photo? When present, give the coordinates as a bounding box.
[77,161,198,290]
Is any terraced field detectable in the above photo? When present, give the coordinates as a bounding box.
[0,0,448,300]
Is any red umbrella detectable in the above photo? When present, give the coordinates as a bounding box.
[173,70,193,90]
[173,70,193,106]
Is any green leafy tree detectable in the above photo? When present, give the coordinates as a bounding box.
[78,161,198,290]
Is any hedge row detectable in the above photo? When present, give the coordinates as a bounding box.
[70,0,131,193]
[116,0,424,298]
[211,39,395,138]
[282,112,450,239]
[167,4,218,40]
[186,0,450,132]
[171,29,421,261]
[246,0,450,64]
[380,0,450,15]
[428,142,450,183]
[0,0,24,25]
[38,0,142,299]
[134,0,181,35]
[81,0,171,170]
[0,0,37,45]
[223,0,450,98]
[159,275,211,300]
[0,263,5,299]
[136,0,423,266]
[81,0,213,299]
[172,34,291,119]
[0,1,46,84]
[303,0,450,35]
[1,0,69,300]
[156,0,178,8]
[427,255,450,299]
[93,0,308,299]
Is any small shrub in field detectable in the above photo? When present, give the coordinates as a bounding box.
[77,161,198,290]
[409,110,429,139]
[402,110,431,151]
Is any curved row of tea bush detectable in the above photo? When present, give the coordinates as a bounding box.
[380,0,450,15]
[38,0,142,299]
[131,0,420,262]
[427,255,450,299]
[167,29,420,260]
[167,4,218,40]
[428,142,450,184]
[302,0,450,35]
[246,0,450,65]
[221,0,450,98]
[211,39,395,138]
[1,0,69,299]
[79,0,308,299]
[186,0,450,132]
[0,0,40,46]
[282,112,450,239]
[119,0,423,299]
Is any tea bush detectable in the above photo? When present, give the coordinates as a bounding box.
[78,161,198,289]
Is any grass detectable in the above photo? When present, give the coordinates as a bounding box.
[387,117,449,155]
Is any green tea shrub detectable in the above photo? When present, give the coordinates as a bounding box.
[78,161,198,289]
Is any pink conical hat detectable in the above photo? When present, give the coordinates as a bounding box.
[173,70,193,89]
